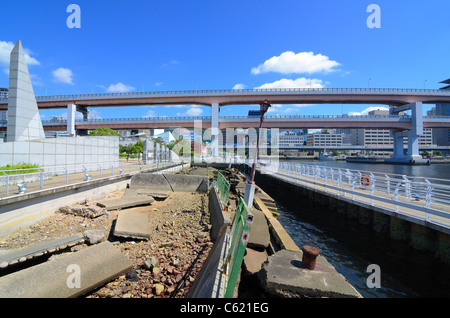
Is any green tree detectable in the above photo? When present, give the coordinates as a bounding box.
[130,140,144,154]
[88,127,120,136]
[119,144,132,155]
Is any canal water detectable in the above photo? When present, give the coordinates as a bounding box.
[259,160,450,298]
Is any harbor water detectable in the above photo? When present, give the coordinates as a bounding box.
[260,160,450,298]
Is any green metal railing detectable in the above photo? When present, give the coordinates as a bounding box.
[216,172,230,207]
[224,197,253,298]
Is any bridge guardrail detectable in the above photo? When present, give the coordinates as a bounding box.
[2,87,450,104]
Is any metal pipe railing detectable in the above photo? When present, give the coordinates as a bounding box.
[253,161,450,229]
[0,158,185,197]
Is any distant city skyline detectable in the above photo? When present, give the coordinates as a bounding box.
[1,1,449,120]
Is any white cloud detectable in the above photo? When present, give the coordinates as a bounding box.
[348,106,389,116]
[176,105,204,116]
[266,103,317,114]
[251,51,340,75]
[106,82,135,93]
[52,67,74,85]
[143,109,158,118]
[0,40,40,67]
[233,83,246,89]
[186,106,203,116]
[256,77,324,89]
[253,78,325,114]
[162,60,180,67]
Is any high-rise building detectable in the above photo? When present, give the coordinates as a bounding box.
[306,131,343,147]
[278,130,305,147]
[0,88,8,100]
[349,109,434,156]
[0,88,8,123]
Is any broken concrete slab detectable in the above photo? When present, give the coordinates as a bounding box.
[257,249,362,298]
[243,247,268,275]
[113,211,151,240]
[163,173,208,192]
[123,188,169,199]
[129,173,208,193]
[247,208,270,250]
[0,241,133,298]
[130,173,173,192]
[97,195,154,210]
[0,234,85,270]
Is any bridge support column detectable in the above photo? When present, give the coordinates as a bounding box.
[77,105,90,120]
[67,104,90,136]
[210,103,220,157]
[67,104,76,136]
[388,102,424,163]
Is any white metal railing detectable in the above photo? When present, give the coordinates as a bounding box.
[249,161,450,229]
[0,159,185,198]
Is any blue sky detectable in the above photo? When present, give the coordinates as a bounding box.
[1,0,449,120]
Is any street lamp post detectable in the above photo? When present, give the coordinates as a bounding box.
[244,99,271,208]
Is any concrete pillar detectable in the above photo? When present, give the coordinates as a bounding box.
[390,102,423,160]
[411,223,436,252]
[438,232,450,264]
[67,104,76,136]
[392,132,405,159]
[358,206,372,226]
[142,140,148,164]
[76,105,90,120]
[389,216,410,241]
[372,211,390,234]
[211,102,219,157]
[335,200,347,216]
[347,204,359,220]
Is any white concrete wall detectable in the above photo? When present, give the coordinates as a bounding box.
[0,136,119,172]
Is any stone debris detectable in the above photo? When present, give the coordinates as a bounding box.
[58,206,109,218]
[83,229,106,245]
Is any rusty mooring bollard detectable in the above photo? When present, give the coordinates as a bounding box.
[301,245,320,270]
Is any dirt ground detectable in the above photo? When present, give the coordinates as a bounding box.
[0,189,213,298]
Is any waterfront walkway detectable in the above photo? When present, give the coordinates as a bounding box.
[258,162,450,233]
[0,160,184,201]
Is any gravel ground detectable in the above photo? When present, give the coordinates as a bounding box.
[0,190,213,298]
